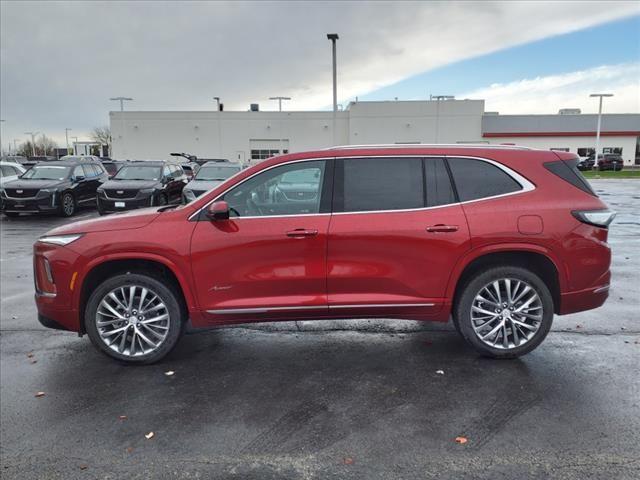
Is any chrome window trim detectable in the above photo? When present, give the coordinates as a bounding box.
[189,155,535,221]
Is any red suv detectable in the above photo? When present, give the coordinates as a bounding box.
[33,146,614,363]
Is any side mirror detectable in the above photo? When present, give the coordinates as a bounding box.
[206,201,230,221]
[75,175,85,181]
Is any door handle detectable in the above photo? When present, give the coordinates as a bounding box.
[426,224,459,233]
[286,228,318,238]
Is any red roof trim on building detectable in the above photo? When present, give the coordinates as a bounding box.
[483,131,640,138]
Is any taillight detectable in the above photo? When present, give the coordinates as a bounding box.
[572,209,616,228]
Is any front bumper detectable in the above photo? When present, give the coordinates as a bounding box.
[1,193,57,214]
[97,193,154,213]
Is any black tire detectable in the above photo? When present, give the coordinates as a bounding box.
[453,266,554,359]
[84,272,185,364]
[3,211,19,218]
[59,192,76,217]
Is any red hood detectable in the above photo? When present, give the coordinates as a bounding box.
[45,208,161,235]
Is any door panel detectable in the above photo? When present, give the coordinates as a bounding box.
[327,205,470,317]
[191,216,330,322]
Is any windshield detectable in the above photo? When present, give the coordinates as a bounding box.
[21,166,70,180]
[195,165,240,181]
[113,165,162,181]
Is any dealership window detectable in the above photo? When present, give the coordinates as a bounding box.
[447,158,522,202]
[577,148,595,157]
[603,147,623,154]
[336,157,424,212]
[250,149,289,161]
[222,160,325,217]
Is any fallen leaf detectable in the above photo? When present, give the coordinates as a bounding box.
[164,370,175,376]
[35,392,45,398]
[118,415,128,420]
[79,465,88,470]
[343,457,354,465]
[30,360,37,364]
[455,436,468,444]
[145,432,154,440]
[26,353,34,358]
[436,370,445,375]
[126,447,134,454]
[576,324,582,329]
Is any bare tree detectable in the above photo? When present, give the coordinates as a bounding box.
[16,135,58,157]
[91,126,111,153]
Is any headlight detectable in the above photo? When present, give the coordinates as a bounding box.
[139,188,155,195]
[184,189,196,201]
[38,234,84,246]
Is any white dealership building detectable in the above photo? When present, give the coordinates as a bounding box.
[110,99,640,165]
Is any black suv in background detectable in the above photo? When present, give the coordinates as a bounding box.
[0,160,108,217]
[96,161,187,214]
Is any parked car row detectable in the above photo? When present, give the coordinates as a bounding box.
[577,154,624,171]
[1,157,242,218]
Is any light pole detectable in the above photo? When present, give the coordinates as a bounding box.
[13,139,19,154]
[269,97,291,155]
[430,95,454,143]
[65,128,72,155]
[213,96,223,157]
[24,131,39,157]
[110,97,133,159]
[327,33,339,145]
[590,93,613,169]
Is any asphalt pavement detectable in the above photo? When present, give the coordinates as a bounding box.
[1,180,638,479]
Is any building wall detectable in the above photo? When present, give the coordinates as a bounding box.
[484,135,638,165]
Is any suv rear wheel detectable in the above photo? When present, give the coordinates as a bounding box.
[84,272,184,364]
[453,266,553,358]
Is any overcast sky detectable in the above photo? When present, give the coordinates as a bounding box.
[1,1,639,148]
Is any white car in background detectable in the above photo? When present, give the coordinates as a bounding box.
[0,161,26,187]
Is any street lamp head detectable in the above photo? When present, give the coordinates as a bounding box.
[590,93,614,97]
[327,33,339,41]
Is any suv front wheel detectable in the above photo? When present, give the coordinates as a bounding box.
[453,266,554,358]
[85,272,184,364]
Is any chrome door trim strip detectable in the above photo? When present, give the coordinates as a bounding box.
[207,305,327,314]
[189,154,536,221]
[207,303,436,314]
[329,303,435,309]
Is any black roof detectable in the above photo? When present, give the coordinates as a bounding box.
[31,160,91,167]
[119,160,178,166]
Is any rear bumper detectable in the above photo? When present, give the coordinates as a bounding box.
[559,271,611,315]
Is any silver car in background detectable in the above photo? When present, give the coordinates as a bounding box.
[182,161,242,203]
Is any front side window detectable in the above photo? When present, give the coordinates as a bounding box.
[222,160,325,217]
[73,166,85,179]
[337,157,424,212]
[447,158,522,202]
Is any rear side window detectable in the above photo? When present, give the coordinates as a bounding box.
[447,158,522,202]
[424,158,456,207]
[337,157,424,212]
[544,159,596,196]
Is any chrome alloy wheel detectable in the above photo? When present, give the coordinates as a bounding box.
[96,285,170,357]
[62,194,74,216]
[470,278,543,350]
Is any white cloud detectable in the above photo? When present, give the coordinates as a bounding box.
[1,1,638,147]
[461,63,640,114]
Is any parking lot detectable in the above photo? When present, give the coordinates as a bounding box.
[1,179,638,479]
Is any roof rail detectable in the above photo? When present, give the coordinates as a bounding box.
[325,143,532,151]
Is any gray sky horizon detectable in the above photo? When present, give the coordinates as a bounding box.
[1,0,638,149]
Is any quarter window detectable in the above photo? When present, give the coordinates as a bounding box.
[447,158,522,202]
[337,157,424,212]
[223,160,326,217]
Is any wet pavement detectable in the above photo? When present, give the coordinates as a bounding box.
[1,180,639,479]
